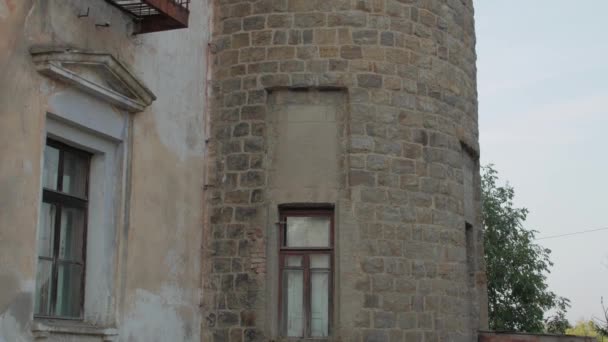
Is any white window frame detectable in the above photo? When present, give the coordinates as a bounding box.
[33,100,129,341]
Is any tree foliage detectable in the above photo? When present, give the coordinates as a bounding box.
[566,320,603,340]
[594,298,608,338]
[481,165,566,332]
[545,297,572,334]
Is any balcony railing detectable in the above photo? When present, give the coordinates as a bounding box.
[106,0,190,34]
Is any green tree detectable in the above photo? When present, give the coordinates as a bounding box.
[481,165,567,332]
[566,320,603,341]
[594,298,608,339]
[545,297,572,334]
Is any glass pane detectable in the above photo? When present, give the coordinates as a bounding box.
[55,263,83,318]
[285,216,330,247]
[62,151,88,197]
[285,255,302,267]
[311,271,329,337]
[37,203,56,258]
[42,145,59,190]
[34,259,53,316]
[283,269,304,337]
[310,254,330,269]
[59,207,86,262]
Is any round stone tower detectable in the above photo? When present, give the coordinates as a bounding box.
[204,0,487,341]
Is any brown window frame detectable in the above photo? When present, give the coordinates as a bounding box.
[278,208,334,338]
[35,138,90,320]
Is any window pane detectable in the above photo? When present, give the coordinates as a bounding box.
[62,151,88,197]
[43,145,59,190]
[37,203,56,258]
[55,263,83,318]
[34,259,53,316]
[285,216,330,247]
[311,270,329,337]
[285,255,302,267]
[59,207,86,262]
[310,254,330,269]
[283,269,304,337]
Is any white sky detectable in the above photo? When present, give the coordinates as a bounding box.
[474,0,608,323]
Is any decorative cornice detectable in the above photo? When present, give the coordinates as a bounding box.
[30,46,156,113]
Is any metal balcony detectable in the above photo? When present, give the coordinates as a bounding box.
[106,0,190,34]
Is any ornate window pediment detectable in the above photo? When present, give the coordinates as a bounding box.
[30,46,156,113]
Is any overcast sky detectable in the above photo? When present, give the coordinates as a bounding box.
[474,0,608,323]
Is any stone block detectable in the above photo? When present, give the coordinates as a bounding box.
[350,135,374,152]
[374,312,396,328]
[251,30,272,45]
[363,293,379,308]
[280,60,305,72]
[380,31,394,46]
[294,13,326,27]
[260,74,290,87]
[353,29,379,45]
[341,45,363,59]
[224,18,242,34]
[225,190,250,204]
[243,16,266,31]
[267,14,292,28]
[350,170,376,186]
[239,170,265,188]
[391,159,415,174]
[239,47,266,63]
[244,137,264,152]
[366,154,388,171]
[241,105,266,120]
[358,73,383,88]
[267,46,295,60]
[398,312,417,329]
[361,257,384,274]
[364,329,388,342]
[235,207,258,221]
[328,12,367,27]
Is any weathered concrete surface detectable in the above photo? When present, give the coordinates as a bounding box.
[0,0,209,341]
[479,332,597,342]
[205,0,487,341]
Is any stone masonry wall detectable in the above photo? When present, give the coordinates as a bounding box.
[479,332,597,342]
[204,0,487,341]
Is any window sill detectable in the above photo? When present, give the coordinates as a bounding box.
[32,320,118,341]
[278,338,331,342]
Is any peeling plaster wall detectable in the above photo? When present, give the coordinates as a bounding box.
[0,0,210,341]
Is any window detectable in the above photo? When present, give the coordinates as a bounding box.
[35,139,90,319]
[279,209,333,338]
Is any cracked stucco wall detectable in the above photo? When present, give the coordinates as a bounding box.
[0,1,210,341]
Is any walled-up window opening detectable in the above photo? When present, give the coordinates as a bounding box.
[279,209,333,338]
[35,139,90,319]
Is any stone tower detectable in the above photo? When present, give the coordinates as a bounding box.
[204,0,487,340]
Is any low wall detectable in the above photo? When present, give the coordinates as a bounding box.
[479,331,597,342]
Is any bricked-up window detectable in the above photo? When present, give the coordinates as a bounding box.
[35,139,90,319]
[279,209,333,338]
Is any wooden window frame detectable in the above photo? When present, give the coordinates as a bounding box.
[278,208,334,338]
[35,138,91,320]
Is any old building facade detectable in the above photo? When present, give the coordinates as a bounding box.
[0,1,209,341]
[1,0,490,341]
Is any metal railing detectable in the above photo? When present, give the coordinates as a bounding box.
[105,0,190,33]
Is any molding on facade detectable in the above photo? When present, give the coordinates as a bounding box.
[30,46,156,113]
[31,320,118,341]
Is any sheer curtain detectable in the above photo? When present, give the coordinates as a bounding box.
[285,270,304,337]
